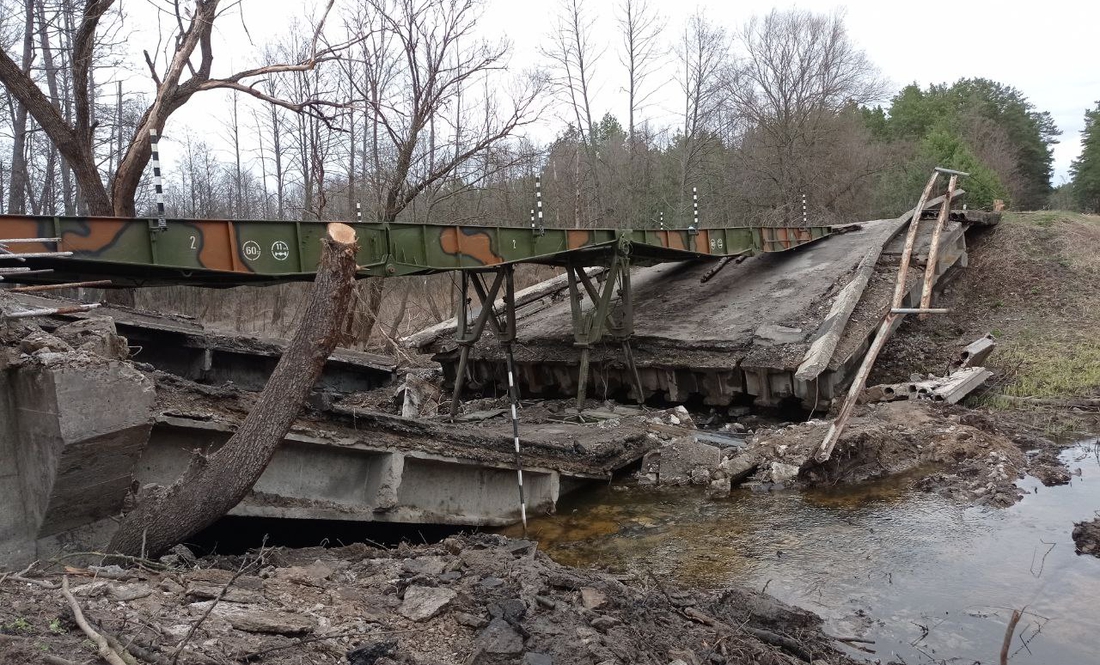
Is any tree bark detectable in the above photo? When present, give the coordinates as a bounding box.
[107,223,359,557]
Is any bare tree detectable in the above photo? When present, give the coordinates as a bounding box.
[616,0,662,148]
[675,12,727,219]
[339,0,543,345]
[0,0,351,216]
[543,0,605,224]
[724,9,883,222]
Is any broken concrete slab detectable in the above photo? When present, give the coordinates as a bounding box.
[398,585,457,621]
[657,437,721,486]
[214,605,316,635]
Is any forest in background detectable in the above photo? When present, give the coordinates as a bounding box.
[0,0,1087,351]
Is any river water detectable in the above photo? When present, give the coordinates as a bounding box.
[509,441,1100,664]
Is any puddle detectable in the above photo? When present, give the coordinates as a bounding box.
[509,441,1100,664]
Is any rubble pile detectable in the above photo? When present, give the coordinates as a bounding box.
[640,401,1043,507]
[0,535,860,665]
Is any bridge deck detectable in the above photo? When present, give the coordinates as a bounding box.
[0,214,831,286]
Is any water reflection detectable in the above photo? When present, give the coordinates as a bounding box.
[509,442,1100,664]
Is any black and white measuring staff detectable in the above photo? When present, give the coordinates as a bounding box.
[535,175,543,233]
[692,187,699,230]
[659,211,664,230]
[504,347,528,535]
[802,193,807,225]
[356,201,362,223]
[530,208,536,231]
[150,129,166,230]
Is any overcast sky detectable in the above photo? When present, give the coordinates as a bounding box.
[147,0,1100,184]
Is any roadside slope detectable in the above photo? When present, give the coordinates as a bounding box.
[873,210,1100,405]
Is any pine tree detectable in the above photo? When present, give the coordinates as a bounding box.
[1070,102,1100,212]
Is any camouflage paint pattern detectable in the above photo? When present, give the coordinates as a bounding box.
[0,214,832,285]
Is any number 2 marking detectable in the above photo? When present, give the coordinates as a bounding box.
[190,235,197,250]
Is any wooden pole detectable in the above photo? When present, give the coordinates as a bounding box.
[107,224,359,557]
[891,172,940,309]
[815,170,941,463]
[919,174,957,319]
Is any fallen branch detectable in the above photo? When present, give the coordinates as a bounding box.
[62,575,130,665]
[2,561,60,589]
[1000,608,1022,665]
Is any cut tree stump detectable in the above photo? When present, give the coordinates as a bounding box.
[108,223,359,558]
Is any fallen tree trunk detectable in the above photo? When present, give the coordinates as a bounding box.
[108,224,359,557]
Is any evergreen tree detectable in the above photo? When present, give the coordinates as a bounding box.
[1070,102,1100,212]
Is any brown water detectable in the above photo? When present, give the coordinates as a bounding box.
[510,442,1100,664]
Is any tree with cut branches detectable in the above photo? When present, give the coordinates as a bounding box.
[0,0,351,216]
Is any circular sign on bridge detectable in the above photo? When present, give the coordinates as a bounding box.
[242,241,261,261]
[271,240,290,261]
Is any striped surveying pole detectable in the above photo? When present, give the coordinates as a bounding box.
[505,345,528,535]
[530,208,536,231]
[659,211,664,230]
[501,267,527,535]
[802,192,807,225]
[356,201,362,223]
[692,187,699,229]
[535,175,544,234]
[150,129,166,229]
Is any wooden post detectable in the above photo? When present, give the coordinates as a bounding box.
[815,171,941,463]
[919,174,957,319]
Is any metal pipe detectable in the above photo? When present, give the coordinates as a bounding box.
[9,280,112,293]
[891,308,949,314]
[0,238,61,244]
[0,251,73,259]
[5,303,101,319]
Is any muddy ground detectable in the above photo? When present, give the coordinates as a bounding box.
[1073,518,1100,557]
[872,212,1100,434]
[0,535,861,665]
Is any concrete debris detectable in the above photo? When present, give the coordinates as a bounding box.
[0,534,858,665]
[213,604,317,635]
[398,585,457,621]
[953,334,996,369]
[396,370,442,418]
[53,316,130,360]
[477,617,525,654]
[580,587,607,610]
[864,366,992,405]
[656,437,721,486]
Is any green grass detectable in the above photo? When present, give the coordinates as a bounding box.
[997,329,1100,399]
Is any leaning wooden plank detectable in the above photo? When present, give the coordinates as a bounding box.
[796,188,965,383]
[401,267,606,350]
[919,175,958,319]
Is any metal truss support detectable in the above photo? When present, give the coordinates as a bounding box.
[566,246,645,409]
[448,265,527,533]
[450,267,515,416]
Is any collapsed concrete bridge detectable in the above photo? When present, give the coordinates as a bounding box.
[0,196,996,567]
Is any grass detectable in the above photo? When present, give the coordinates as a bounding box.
[949,211,1100,401]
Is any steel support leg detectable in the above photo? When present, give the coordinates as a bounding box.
[449,269,506,418]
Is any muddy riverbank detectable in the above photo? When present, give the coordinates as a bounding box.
[511,440,1100,665]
